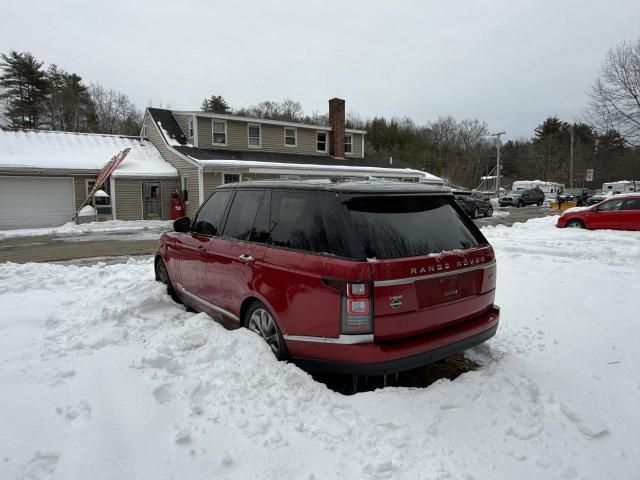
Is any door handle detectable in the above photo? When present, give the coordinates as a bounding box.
[238,254,255,263]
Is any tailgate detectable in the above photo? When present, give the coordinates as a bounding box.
[370,246,496,340]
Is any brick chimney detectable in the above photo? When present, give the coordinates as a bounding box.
[329,98,346,158]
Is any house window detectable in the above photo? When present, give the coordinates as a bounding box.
[188,118,194,140]
[316,131,327,152]
[224,173,241,184]
[345,134,353,154]
[284,127,297,147]
[212,120,227,145]
[86,179,110,206]
[181,176,189,202]
[248,124,261,148]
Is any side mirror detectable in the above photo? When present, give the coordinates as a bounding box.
[173,216,191,232]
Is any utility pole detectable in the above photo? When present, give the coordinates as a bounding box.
[569,125,574,189]
[490,132,506,197]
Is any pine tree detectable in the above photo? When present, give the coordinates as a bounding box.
[201,95,231,114]
[0,50,49,129]
[45,64,94,131]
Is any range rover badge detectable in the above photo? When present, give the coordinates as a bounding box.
[389,295,403,309]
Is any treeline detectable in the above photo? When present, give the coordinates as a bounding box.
[502,119,638,189]
[204,90,639,188]
[0,50,141,135]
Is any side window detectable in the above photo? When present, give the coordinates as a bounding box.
[270,191,329,254]
[193,190,232,236]
[223,190,265,241]
[597,199,624,212]
[624,199,640,210]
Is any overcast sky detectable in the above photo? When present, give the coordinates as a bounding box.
[2,0,639,139]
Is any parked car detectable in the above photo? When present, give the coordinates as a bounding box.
[556,193,640,230]
[499,187,545,207]
[587,192,613,206]
[155,180,500,375]
[559,188,592,203]
[453,190,494,218]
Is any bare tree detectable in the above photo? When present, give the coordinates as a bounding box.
[586,39,640,146]
[89,82,141,135]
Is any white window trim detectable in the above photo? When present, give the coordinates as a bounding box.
[85,178,97,197]
[85,178,111,206]
[212,119,227,146]
[188,118,194,140]
[284,127,297,147]
[247,123,262,149]
[223,173,243,184]
[316,131,328,153]
[345,133,354,156]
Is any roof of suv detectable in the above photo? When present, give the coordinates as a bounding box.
[217,179,451,194]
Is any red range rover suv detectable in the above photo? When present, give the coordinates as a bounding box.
[155,180,500,374]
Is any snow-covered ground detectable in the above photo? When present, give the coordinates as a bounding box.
[0,219,171,240]
[1,216,639,479]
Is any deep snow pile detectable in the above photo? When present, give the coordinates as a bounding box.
[1,216,639,479]
[0,219,171,240]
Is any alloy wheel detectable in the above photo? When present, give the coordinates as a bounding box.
[248,308,281,354]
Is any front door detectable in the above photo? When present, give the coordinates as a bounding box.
[204,189,269,325]
[592,198,625,229]
[175,190,233,310]
[142,182,162,219]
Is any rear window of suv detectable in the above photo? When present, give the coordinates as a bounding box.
[344,195,483,259]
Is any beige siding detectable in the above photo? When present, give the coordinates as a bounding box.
[114,177,179,221]
[144,114,201,217]
[347,133,364,158]
[202,172,224,199]
[73,175,98,209]
[196,116,333,156]
[114,179,142,221]
[173,113,192,143]
[197,117,247,150]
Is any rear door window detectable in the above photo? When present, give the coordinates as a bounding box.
[222,190,265,241]
[345,195,482,259]
[624,199,640,210]
[269,191,330,254]
[193,190,232,236]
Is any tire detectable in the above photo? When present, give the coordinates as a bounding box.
[566,219,585,229]
[244,301,289,360]
[516,201,522,208]
[472,207,479,219]
[155,258,181,303]
[484,206,493,217]
[537,201,542,206]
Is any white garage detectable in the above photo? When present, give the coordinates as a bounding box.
[0,176,75,229]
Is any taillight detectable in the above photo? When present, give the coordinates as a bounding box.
[323,279,373,335]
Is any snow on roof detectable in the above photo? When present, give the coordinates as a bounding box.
[157,121,191,147]
[0,129,177,177]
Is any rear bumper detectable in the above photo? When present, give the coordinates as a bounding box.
[290,305,500,375]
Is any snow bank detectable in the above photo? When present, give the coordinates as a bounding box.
[1,218,639,479]
[0,219,171,240]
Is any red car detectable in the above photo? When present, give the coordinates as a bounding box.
[556,193,640,231]
[155,180,499,374]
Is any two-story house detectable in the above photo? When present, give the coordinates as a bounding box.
[142,98,442,216]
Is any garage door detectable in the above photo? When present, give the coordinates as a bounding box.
[0,176,75,229]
